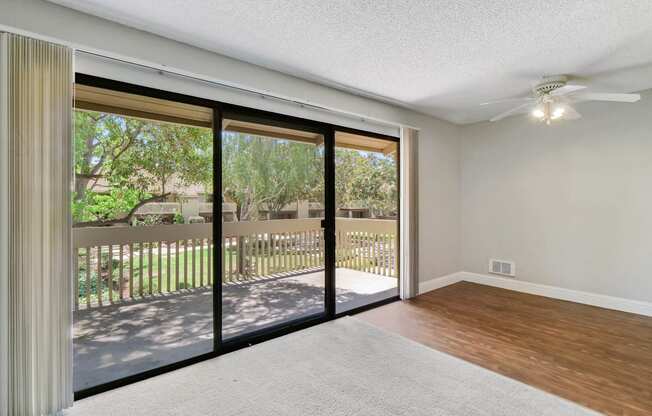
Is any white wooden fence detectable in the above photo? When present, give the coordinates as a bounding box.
[73,218,398,310]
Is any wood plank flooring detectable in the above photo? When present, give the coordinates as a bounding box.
[357,282,652,416]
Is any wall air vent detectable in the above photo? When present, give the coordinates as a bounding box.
[489,259,516,277]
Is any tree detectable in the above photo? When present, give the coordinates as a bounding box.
[73,110,213,226]
[335,149,397,217]
[74,112,145,202]
[74,109,398,227]
[221,133,398,220]
[222,133,323,221]
[128,123,213,195]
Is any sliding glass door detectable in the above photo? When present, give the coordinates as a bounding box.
[72,80,215,392]
[220,114,329,340]
[334,130,400,314]
[72,74,399,398]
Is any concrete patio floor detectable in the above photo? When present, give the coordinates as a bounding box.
[73,268,397,391]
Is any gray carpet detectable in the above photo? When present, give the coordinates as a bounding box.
[66,317,599,416]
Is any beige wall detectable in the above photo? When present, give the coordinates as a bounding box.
[419,119,462,281]
[460,89,652,303]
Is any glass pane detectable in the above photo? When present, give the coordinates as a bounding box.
[72,85,214,391]
[335,131,399,314]
[221,118,325,339]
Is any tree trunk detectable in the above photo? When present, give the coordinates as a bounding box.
[74,176,90,201]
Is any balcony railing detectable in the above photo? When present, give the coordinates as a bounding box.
[73,218,398,310]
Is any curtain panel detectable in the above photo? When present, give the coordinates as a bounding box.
[399,127,419,299]
[0,32,73,416]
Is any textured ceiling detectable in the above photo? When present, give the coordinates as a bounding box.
[49,0,652,124]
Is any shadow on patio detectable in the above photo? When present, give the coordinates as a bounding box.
[73,268,397,391]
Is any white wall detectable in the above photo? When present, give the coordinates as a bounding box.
[461,90,652,303]
[0,0,462,283]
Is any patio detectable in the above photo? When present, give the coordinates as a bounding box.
[73,268,397,391]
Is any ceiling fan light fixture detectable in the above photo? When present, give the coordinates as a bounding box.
[530,100,566,124]
[486,74,638,124]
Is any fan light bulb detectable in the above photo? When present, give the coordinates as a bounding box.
[531,101,566,125]
[532,108,545,119]
[551,106,565,119]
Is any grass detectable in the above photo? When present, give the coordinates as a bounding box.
[75,241,396,307]
[76,247,333,306]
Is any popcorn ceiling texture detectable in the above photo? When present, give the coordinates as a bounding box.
[50,0,652,124]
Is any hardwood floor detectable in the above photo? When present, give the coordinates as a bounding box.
[357,282,652,416]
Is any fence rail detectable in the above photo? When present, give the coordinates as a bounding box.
[73,218,398,310]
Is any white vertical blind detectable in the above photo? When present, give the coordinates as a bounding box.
[400,127,419,299]
[0,32,10,416]
[0,32,73,416]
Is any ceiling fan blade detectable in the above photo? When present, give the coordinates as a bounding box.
[480,97,533,106]
[489,103,533,122]
[572,92,641,103]
[563,105,582,120]
[550,85,587,96]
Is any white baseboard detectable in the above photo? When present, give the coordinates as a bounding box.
[418,272,464,294]
[418,271,652,317]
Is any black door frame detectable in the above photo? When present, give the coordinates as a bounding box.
[73,73,399,400]
[218,105,335,349]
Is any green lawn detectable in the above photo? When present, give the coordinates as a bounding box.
[76,246,331,306]
[75,240,395,307]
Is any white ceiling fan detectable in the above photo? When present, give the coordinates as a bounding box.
[483,75,641,124]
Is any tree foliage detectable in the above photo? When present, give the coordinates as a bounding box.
[74,111,397,226]
[73,111,212,225]
[335,149,397,217]
[221,133,323,220]
[221,132,397,219]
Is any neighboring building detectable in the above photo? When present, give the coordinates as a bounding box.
[135,198,400,223]
[337,201,397,219]
[134,201,238,224]
[337,206,370,218]
[259,201,324,220]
